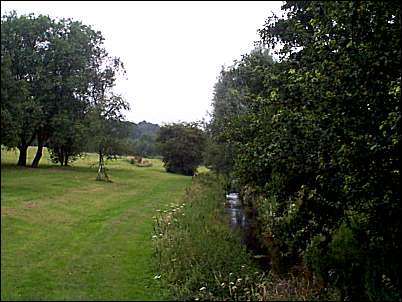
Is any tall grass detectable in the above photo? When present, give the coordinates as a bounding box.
[152,173,332,301]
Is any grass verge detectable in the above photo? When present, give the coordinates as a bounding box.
[1,147,191,301]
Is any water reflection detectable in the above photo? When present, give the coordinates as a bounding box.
[225,193,247,229]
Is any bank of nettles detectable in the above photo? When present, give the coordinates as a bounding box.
[152,174,337,301]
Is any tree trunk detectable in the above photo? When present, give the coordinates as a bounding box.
[17,145,28,167]
[31,143,43,168]
[59,147,65,166]
[96,148,110,182]
[64,152,69,166]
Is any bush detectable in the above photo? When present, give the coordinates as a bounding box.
[156,122,205,176]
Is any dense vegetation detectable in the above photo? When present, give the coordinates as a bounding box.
[153,173,333,300]
[157,123,205,176]
[207,1,400,300]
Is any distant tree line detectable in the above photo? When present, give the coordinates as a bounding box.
[206,1,400,301]
[123,121,160,158]
[1,11,129,179]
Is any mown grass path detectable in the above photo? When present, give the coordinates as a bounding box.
[1,150,191,301]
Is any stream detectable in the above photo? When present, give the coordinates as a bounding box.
[225,192,270,269]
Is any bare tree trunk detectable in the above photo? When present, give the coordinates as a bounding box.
[64,151,69,166]
[96,148,110,181]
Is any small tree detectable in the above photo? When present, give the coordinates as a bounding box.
[156,122,205,176]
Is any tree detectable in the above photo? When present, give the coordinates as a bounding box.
[1,12,55,166]
[0,53,29,148]
[157,122,205,176]
[85,50,130,181]
[209,1,400,300]
[30,17,106,168]
[1,11,129,170]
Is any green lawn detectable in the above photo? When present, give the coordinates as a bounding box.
[1,147,192,301]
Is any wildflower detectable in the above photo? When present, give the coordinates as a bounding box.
[232,285,237,291]
[229,272,233,276]
[156,209,161,212]
[154,275,161,279]
[152,235,157,239]
[230,281,234,285]
[241,265,245,269]
[199,286,206,291]
[182,213,185,216]
[159,233,163,236]
[221,282,225,287]
[237,278,242,283]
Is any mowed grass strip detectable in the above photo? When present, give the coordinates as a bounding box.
[1,148,191,301]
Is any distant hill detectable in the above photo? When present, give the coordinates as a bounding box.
[131,121,160,140]
[123,121,161,157]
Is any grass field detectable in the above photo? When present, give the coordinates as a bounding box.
[1,147,192,301]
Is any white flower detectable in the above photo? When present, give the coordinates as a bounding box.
[152,235,157,239]
[199,286,206,291]
[154,275,161,279]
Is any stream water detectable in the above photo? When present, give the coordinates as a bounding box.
[225,192,271,269]
[225,192,247,230]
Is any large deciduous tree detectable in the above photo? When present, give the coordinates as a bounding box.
[1,11,129,171]
[1,12,54,166]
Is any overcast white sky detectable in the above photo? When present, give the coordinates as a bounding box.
[1,1,283,125]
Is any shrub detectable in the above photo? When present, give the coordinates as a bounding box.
[156,122,205,176]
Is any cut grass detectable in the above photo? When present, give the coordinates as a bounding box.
[1,147,192,301]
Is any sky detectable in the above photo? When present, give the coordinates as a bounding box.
[1,1,284,125]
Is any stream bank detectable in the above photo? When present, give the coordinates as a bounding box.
[224,192,270,270]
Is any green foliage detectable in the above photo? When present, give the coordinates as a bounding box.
[207,1,401,300]
[157,122,205,176]
[1,11,129,170]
